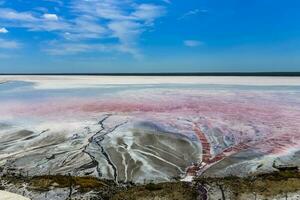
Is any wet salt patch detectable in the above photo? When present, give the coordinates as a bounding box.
[0,191,30,200]
[181,175,194,182]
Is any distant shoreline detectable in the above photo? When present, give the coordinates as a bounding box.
[1,72,300,76]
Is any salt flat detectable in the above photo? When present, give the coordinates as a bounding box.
[0,76,300,89]
[0,76,299,186]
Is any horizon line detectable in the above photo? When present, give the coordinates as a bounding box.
[0,72,300,76]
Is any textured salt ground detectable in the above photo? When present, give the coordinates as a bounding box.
[101,125,201,182]
[201,149,266,177]
[200,147,300,178]
[0,116,201,183]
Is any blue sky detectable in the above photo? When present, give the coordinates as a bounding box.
[0,0,300,73]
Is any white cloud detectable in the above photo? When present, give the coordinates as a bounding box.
[0,0,167,58]
[43,14,58,21]
[0,8,71,32]
[179,9,207,20]
[108,20,143,58]
[132,4,165,24]
[0,38,21,49]
[184,40,203,47]
[0,27,8,33]
[64,16,107,40]
[108,20,142,44]
[68,0,166,57]
[72,0,131,21]
[162,0,171,4]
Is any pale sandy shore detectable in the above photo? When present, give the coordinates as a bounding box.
[0,191,30,200]
[0,75,300,89]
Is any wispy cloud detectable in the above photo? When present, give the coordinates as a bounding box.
[184,40,203,47]
[162,0,171,4]
[43,0,64,6]
[0,0,167,58]
[0,8,70,32]
[0,9,38,22]
[44,42,110,55]
[69,0,166,57]
[0,38,21,49]
[131,4,165,25]
[44,40,142,59]
[179,9,207,20]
